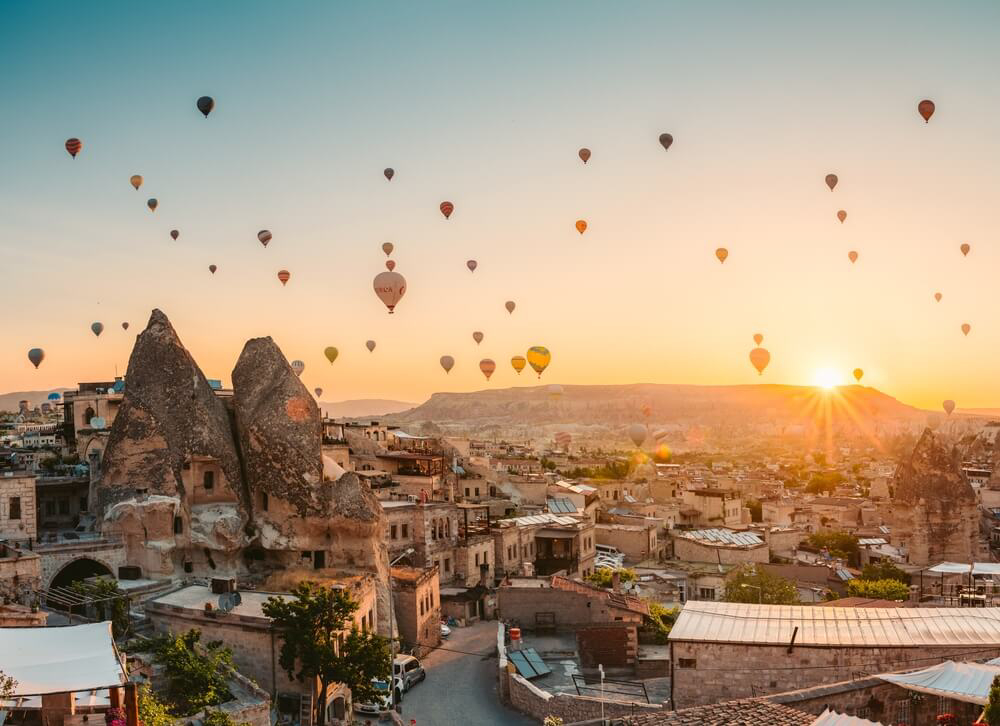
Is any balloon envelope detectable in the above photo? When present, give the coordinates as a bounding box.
[578,148,591,163]
[324,347,339,364]
[385,260,396,271]
[934,292,942,302]
[467,260,477,272]
[526,346,551,377]
[628,423,647,448]
[658,133,673,151]
[291,360,305,377]
[853,368,863,383]
[314,388,323,398]
[382,242,394,257]
[749,347,770,375]
[278,270,290,286]
[197,96,215,117]
[440,355,455,373]
[258,230,272,247]
[209,264,217,274]
[505,301,516,314]
[825,174,838,191]
[130,175,143,190]
[753,333,763,346]
[373,270,406,313]
[943,399,955,415]
[479,359,496,380]
[715,248,729,263]
[170,230,179,241]
[511,356,526,374]
[440,201,454,219]
[575,220,587,234]
[960,243,970,256]
[918,99,935,123]
[384,168,394,181]
[962,323,971,336]
[366,340,376,352]
[837,210,846,223]
[28,348,45,368]
[91,322,104,337]
[472,332,484,344]
[121,322,129,331]
[147,198,158,212]
[848,250,858,263]
[65,138,82,158]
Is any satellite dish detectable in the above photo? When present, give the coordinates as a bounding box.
[90,416,106,430]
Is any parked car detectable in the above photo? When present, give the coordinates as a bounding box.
[354,677,404,716]
[393,654,426,691]
[440,622,451,638]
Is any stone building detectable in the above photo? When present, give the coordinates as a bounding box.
[0,471,36,541]
[0,541,41,602]
[390,565,441,657]
[890,428,980,565]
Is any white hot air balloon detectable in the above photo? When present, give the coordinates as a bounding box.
[373,270,407,313]
[627,423,647,448]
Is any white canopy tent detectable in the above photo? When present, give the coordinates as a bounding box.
[0,622,125,696]
[878,660,1000,705]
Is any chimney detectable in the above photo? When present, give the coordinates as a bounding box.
[611,570,621,593]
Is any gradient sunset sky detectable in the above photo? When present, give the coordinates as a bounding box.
[2,1,999,409]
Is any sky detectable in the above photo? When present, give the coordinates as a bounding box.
[2,1,999,408]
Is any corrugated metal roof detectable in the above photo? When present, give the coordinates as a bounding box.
[669,601,1000,647]
[878,660,1000,705]
[927,562,973,574]
[503,512,578,528]
[857,538,887,546]
[810,709,882,726]
[680,528,764,547]
[547,498,578,514]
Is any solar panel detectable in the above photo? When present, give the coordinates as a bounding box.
[508,648,551,679]
[523,649,552,677]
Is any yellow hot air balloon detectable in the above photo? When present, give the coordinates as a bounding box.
[575,220,587,235]
[715,247,728,264]
[749,347,770,375]
[511,356,526,374]
[324,346,339,364]
[753,333,763,346]
[130,174,143,190]
[853,368,864,383]
[526,346,551,378]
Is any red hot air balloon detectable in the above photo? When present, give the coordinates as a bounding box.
[258,230,272,247]
[749,347,770,375]
[575,220,587,235]
[962,323,971,336]
[170,230,179,241]
[384,168,394,181]
[578,148,591,164]
[65,138,83,158]
[479,359,496,380]
[918,99,935,123]
[440,201,454,219]
[934,292,942,302]
[960,243,970,256]
[386,260,396,271]
[277,270,290,286]
[209,265,217,274]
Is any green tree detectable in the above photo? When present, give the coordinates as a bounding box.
[263,582,390,726]
[724,565,800,605]
[847,578,909,601]
[1,670,17,700]
[585,568,637,588]
[152,630,234,716]
[806,531,860,564]
[984,675,1000,726]
[137,685,173,726]
[860,562,911,585]
[643,602,679,644]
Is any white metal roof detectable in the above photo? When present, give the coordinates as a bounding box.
[927,562,973,574]
[669,601,1000,647]
[811,709,883,726]
[0,622,125,696]
[679,528,764,547]
[878,660,1000,705]
[857,537,888,546]
[501,512,578,528]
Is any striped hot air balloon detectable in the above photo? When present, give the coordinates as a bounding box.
[65,138,83,158]
[440,201,454,219]
[277,269,290,286]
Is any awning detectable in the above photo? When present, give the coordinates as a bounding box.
[811,708,883,725]
[926,562,972,574]
[0,622,125,696]
[973,563,1000,576]
[878,660,1000,705]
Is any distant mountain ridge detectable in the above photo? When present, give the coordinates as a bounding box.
[0,388,70,412]
[319,399,415,419]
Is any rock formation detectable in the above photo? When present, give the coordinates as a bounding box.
[891,428,980,565]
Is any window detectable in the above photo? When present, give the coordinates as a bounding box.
[475,553,480,566]
[507,546,513,560]
[465,488,470,497]
[9,497,21,520]
[401,524,409,539]
[173,516,183,534]
[79,496,88,511]
[678,658,697,669]
[391,525,398,540]
[59,498,70,515]
[474,487,480,497]
[698,587,716,600]
[260,491,269,511]
[444,558,450,573]
[203,471,215,490]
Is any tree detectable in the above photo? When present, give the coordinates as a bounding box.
[724,565,800,605]
[263,582,390,726]
[1,670,17,700]
[984,675,1000,726]
[151,630,234,716]
[137,685,174,726]
[861,562,911,585]
[804,472,844,494]
[806,531,859,564]
[70,577,130,639]
[847,578,909,601]
[585,568,637,588]
[643,602,679,644]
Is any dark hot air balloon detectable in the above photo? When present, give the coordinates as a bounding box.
[209,264,217,274]
[147,198,158,212]
[440,355,455,373]
[918,99,935,123]
[170,230,179,241]
[578,148,591,163]
[121,322,129,331]
[825,174,838,191]
[197,96,215,117]
[91,322,104,337]
[658,133,673,151]
[258,230,272,247]
[28,348,45,368]
[384,168,394,181]
[277,270,290,286]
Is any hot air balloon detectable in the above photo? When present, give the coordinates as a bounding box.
[324,347,339,364]
[170,230,179,241]
[197,96,215,117]
[65,138,83,158]
[640,404,652,419]
[277,270,290,286]
[384,168,394,181]
[511,356,526,374]
[934,292,942,302]
[578,148,591,164]
[505,301,515,314]
[373,270,406,313]
[749,347,770,375]
[962,323,971,336]
[960,243,970,256]
[527,346,551,378]
[853,368,864,383]
[386,260,396,271]
[366,340,376,353]
[918,99,935,123]
[291,360,305,377]
[440,355,455,374]
[848,250,858,264]
[121,322,129,331]
[479,359,496,380]
[715,248,729,264]
[28,348,45,369]
[753,333,763,346]
[91,322,104,337]
[467,260,477,272]
[314,388,323,398]
[658,133,673,151]
[440,201,454,219]
[825,174,838,191]
[130,175,143,190]
[209,264,217,274]
[47,392,61,401]
[547,384,564,399]
[575,220,587,235]
[258,230,272,247]
[628,423,647,448]
[147,198,158,212]
[837,210,846,223]
[943,399,955,415]
[382,242,394,257]
[470,332,483,345]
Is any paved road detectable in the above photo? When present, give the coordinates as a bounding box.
[392,621,536,726]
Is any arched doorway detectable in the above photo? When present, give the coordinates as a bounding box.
[50,557,113,591]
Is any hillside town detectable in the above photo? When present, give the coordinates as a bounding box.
[5,312,1000,726]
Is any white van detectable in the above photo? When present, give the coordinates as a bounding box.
[393,654,426,691]
[595,544,622,558]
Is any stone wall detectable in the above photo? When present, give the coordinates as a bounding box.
[672,536,769,565]
[497,586,642,630]
[0,473,37,540]
[37,539,126,587]
[0,545,41,601]
[577,625,637,668]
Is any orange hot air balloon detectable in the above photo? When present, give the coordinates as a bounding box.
[277,269,290,286]
[575,220,587,235]
[384,168,394,181]
[943,399,955,415]
[258,230,272,247]
[918,99,935,123]
[853,368,863,383]
[715,248,728,264]
[385,260,396,271]
[825,174,838,191]
[578,148,591,164]
[848,250,858,264]
[962,323,971,336]
[837,210,846,223]
[753,333,763,346]
[511,356,526,374]
[960,243,970,256]
[209,264,217,274]
[373,270,406,313]
[147,198,158,212]
[640,404,652,419]
[382,242,394,257]
[934,292,942,302]
[467,260,477,272]
[479,359,496,380]
[749,347,770,375]
[65,138,83,158]
[170,230,179,241]
[658,133,673,151]
[505,300,515,314]
[439,355,455,373]
[440,201,454,219]
[472,331,484,344]
[130,175,143,190]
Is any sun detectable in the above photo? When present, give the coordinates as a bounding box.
[813,368,840,390]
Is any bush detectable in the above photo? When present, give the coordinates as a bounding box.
[643,602,679,644]
[585,568,636,588]
[860,562,911,585]
[149,630,234,716]
[847,578,909,601]
[137,685,173,726]
[724,565,799,605]
[806,531,859,564]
